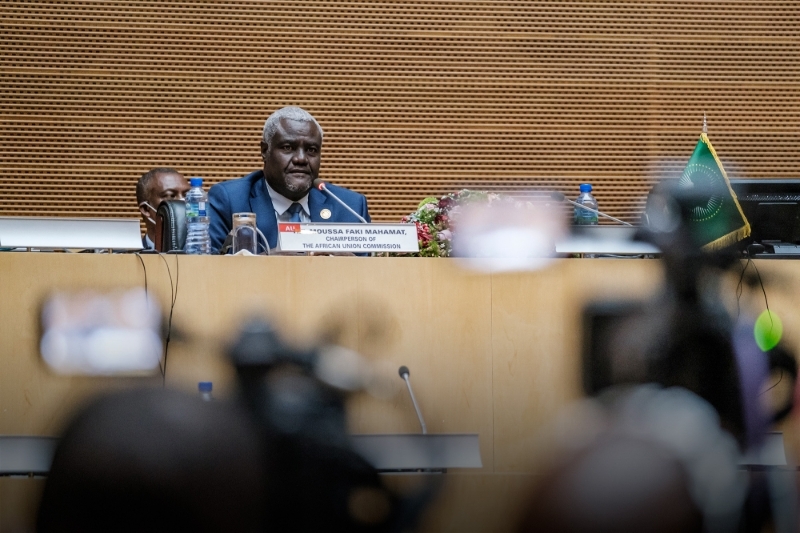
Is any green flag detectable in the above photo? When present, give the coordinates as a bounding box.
[678,133,750,250]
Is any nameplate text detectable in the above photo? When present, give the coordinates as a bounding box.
[278,223,420,253]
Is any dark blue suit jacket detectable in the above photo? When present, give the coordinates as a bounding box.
[208,170,371,251]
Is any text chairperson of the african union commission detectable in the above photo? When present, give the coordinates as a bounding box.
[208,106,371,252]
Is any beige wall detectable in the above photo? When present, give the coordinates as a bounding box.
[3,1,800,224]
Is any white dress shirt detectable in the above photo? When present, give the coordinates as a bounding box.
[266,181,311,223]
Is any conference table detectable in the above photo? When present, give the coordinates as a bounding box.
[2,253,799,532]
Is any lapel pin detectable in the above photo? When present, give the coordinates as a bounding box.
[320,208,332,220]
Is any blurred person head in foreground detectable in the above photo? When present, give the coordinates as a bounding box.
[38,322,413,533]
[37,388,268,533]
[136,168,191,250]
[517,385,746,533]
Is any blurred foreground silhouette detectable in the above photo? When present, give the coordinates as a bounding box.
[37,388,268,533]
[38,319,426,533]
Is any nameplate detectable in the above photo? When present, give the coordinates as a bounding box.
[278,223,420,253]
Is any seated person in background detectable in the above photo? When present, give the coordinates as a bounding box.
[136,168,190,250]
[208,106,370,251]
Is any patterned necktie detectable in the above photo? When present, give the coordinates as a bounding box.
[287,202,303,223]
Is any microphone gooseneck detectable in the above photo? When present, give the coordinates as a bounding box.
[312,179,368,224]
[550,190,633,226]
[398,365,427,434]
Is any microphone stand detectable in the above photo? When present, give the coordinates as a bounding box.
[551,192,633,226]
[399,366,427,434]
[313,180,368,223]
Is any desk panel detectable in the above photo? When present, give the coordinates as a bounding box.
[2,254,800,532]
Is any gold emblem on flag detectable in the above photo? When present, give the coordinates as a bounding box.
[320,208,332,220]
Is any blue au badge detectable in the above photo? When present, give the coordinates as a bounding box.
[320,209,332,220]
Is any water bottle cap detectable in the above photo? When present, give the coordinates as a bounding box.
[579,183,592,193]
[198,382,212,393]
[190,177,203,187]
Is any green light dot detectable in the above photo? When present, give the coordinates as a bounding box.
[754,310,783,352]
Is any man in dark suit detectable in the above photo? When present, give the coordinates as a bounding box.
[136,167,191,250]
[209,106,370,252]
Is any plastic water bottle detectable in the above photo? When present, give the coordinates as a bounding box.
[573,183,599,226]
[185,177,211,254]
[198,382,213,401]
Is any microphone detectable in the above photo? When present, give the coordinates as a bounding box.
[398,366,427,434]
[313,179,368,223]
[550,191,633,226]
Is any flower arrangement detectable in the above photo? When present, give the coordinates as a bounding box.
[400,190,502,257]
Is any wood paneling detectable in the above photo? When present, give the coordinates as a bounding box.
[2,2,799,224]
[0,478,47,533]
[3,254,800,532]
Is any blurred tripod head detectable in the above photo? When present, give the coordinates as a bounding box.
[585,181,795,449]
[227,318,429,533]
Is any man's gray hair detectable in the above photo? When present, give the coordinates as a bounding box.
[262,106,324,149]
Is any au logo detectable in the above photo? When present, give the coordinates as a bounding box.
[320,208,332,220]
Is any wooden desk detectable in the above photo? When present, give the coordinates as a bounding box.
[2,254,798,532]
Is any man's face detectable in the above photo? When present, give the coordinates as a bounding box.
[139,172,191,233]
[261,118,322,201]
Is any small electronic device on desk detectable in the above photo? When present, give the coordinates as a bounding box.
[555,226,660,257]
[0,217,143,251]
[731,179,800,258]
